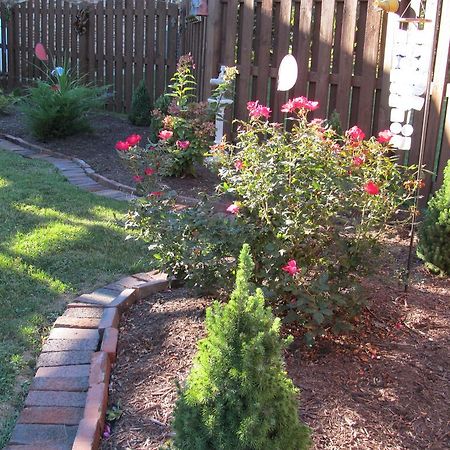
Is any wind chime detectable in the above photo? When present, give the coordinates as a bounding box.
[378,0,440,291]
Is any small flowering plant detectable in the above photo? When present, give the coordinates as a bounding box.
[145,55,232,177]
[127,96,422,344]
[118,55,236,184]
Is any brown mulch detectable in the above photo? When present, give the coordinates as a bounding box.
[0,108,219,198]
[101,234,450,450]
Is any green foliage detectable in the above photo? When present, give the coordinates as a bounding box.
[127,102,420,343]
[128,80,152,126]
[121,56,236,179]
[20,64,107,140]
[327,110,343,136]
[0,89,18,115]
[149,93,171,141]
[417,159,450,275]
[171,244,311,450]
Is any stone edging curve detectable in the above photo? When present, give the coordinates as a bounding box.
[0,136,175,449]
[0,133,200,207]
[6,272,171,450]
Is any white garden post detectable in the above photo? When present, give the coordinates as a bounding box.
[208,66,233,144]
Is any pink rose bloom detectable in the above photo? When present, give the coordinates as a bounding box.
[126,134,142,146]
[282,259,299,276]
[226,203,240,214]
[247,100,271,120]
[346,126,365,141]
[115,141,130,151]
[144,167,155,176]
[377,130,393,144]
[352,156,364,166]
[176,140,190,149]
[364,181,380,195]
[159,130,173,140]
[281,96,319,113]
[234,160,244,170]
[133,175,144,183]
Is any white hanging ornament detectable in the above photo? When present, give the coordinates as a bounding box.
[277,54,298,92]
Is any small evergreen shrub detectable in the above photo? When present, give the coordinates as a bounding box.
[21,64,107,140]
[417,159,450,275]
[171,244,311,450]
[128,80,152,126]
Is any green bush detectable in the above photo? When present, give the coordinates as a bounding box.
[127,99,420,343]
[21,65,107,140]
[417,159,450,275]
[128,80,152,126]
[171,244,311,450]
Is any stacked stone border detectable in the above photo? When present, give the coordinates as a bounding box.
[5,272,170,450]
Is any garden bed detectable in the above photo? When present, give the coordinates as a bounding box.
[0,108,219,198]
[102,233,450,450]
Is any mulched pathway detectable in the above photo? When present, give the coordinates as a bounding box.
[0,108,219,198]
[102,233,450,450]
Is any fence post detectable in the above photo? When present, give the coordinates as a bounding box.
[7,5,17,90]
[202,0,221,100]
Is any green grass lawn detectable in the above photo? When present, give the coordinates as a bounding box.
[0,150,150,447]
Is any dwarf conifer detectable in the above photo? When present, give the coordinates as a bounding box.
[171,244,311,450]
[417,159,450,275]
[129,80,152,126]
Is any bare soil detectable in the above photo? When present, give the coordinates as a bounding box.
[102,233,449,450]
[0,108,219,198]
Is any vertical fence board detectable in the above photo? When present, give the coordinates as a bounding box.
[356,4,381,135]
[294,0,313,98]
[155,1,166,99]
[145,0,156,103]
[314,0,335,118]
[255,0,273,104]
[236,0,254,120]
[135,0,144,89]
[123,0,133,111]
[114,0,124,111]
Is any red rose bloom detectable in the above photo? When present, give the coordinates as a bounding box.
[377,130,393,144]
[346,126,365,141]
[133,175,144,183]
[282,259,299,276]
[126,134,142,146]
[144,167,155,176]
[353,156,364,166]
[115,141,130,151]
[364,181,380,195]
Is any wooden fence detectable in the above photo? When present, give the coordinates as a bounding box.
[0,0,448,194]
[183,0,449,195]
[1,0,179,112]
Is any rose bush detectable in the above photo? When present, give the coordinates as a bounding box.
[127,97,421,344]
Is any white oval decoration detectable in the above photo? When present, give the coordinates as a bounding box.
[277,54,298,92]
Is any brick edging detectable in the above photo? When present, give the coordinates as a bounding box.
[6,271,171,450]
[0,133,136,195]
[0,133,201,207]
